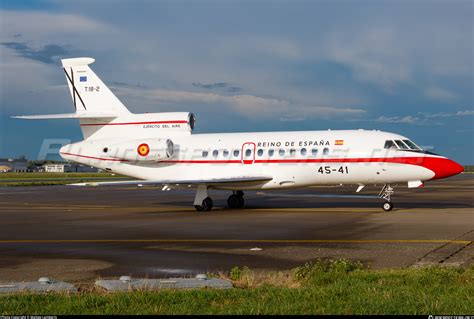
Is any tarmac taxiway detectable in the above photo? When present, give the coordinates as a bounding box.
[0,174,472,282]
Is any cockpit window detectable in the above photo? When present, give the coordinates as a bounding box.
[394,140,409,150]
[403,139,421,150]
[385,139,422,150]
[384,140,397,149]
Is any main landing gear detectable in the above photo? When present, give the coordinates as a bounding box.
[193,187,245,212]
[379,184,394,211]
[227,191,245,209]
[195,197,213,212]
[194,185,213,211]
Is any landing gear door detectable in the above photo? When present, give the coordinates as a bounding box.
[241,142,256,164]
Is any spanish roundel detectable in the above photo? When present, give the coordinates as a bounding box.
[137,143,150,156]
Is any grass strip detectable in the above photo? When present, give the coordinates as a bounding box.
[1,260,472,315]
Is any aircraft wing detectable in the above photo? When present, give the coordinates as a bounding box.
[12,112,117,119]
[69,176,273,187]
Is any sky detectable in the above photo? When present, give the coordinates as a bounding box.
[0,0,473,163]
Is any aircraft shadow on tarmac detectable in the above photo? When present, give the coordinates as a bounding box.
[150,197,471,212]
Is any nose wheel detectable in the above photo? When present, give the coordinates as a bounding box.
[382,201,393,211]
[227,191,245,209]
[379,184,394,211]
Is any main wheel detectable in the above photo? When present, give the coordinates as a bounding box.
[382,201,393,212]
[227,194,245,209]
[195,197,213,211]
[227,194,241,209]
[237,195,245,208]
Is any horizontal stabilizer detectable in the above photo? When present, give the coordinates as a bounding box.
[61,57,95,68]
[12,112,117,120]
[69,176,273,187]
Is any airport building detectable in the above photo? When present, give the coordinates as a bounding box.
[0,157,28,172]
[42,163,99,173]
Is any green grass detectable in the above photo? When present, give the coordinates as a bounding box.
[1,260,473,315]
[0,181,111,187]
[0,172,130,186]
[0,172,126,179]
[463,165,474,172]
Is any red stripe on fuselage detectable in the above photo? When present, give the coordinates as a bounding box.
[60,152,437,167]
[59,152,463,180]
[59,152,129,162]
[80,120,188,127]
[161,157,436,165]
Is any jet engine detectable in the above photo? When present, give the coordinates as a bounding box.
[106,138,175,162]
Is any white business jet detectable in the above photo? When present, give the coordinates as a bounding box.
[14,57,464,211]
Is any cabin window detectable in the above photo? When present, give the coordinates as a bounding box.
[213,150,219,157]
[312,148,318,156]
[290,149,296,156]
[301,148,307,156]
[202,150,208,157]
[233,150,240,157]
[245,149,252,157]
[223,150,229,157]
[257,149,263,156]
[268,149,275,156]
[323,148,329,155]
[279,149,285,156]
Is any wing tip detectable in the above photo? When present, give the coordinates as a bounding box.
[68,182,99,187]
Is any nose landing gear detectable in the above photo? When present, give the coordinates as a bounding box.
[379,184,394,211]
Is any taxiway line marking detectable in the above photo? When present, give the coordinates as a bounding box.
[0,239,471,244]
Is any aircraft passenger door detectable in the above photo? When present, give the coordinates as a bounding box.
[241,142,256,164]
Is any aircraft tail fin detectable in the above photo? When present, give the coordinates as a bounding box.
[13,57,195,140]
[61,57,130,115]
[13,57,134,139]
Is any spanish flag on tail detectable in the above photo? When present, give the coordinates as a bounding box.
[335,140,344,146]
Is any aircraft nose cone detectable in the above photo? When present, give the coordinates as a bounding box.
[430,158,464,180]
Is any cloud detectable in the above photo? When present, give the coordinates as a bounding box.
[111,81,147,89]
[374,115,423,125]
[0,10,114,38]
[227,86,243,93]
[114,85,366,120]
[368,109,474,125]
[1,41,71,64]
[455,110,474,116]
[322,27,413,91]
[315,5,472,93]
[423,110,474,118]
[192,82,243,93]
[192,82,229,90]
[424,87,458,101]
